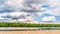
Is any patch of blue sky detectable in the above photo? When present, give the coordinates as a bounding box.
[41,5,49,8]
[33,16,43,22]
[55,16,60,21]
[42,14,60,21]
[41,5,59,10]
[43,14,60,21]
[43,13,52,16]
[33,13,55,22]
[0,0,6,5]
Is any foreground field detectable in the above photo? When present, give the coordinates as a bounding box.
[0,30,60,34]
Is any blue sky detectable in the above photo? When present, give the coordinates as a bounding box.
[0,0,60,24]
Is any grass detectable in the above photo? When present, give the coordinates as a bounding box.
[0,22,60,27]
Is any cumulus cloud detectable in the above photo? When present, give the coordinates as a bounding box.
[17,16,38,23]
[8,12,26,17]
[4,0,45,13]
[46,7,60,16]
[1,12,26,21]
[5,0,24,8]
[41,0,60,16]
[2,12,35,22]
[0,13,12,22]
[0,13,7,17]
[0,0,60,22]
[42,16,56,22]
[47,0,60,7]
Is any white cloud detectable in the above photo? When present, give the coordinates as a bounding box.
[17,15,39,23]
[22,7,32,11]
[17,15,33,22]
[46,7,60,16]
[8,12,27,18]
[0,5,5,11]
[5,0,24,8]
[17,18,38,23]
[31,4,41,10]
[47,0,60,7]
[0,0,60,22]
[0,13,7,17]
[17,19,26,22]
[0,13,12,22]
[35,12,43,16]
[41,0,60,16]
[42,16,56,22]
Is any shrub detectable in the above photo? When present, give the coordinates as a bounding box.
[0,22,60,27]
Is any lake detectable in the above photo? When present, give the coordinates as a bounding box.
[0,27,60,31]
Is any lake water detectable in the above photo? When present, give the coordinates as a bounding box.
[39,27,60,30]
[0,27,60,30]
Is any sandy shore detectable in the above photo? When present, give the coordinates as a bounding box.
[0,30,60,34]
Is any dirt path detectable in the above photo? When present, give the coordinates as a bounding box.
[0,30,60,34]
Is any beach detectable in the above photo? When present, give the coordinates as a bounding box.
[0,30,60,34]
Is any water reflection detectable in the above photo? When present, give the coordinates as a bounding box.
[39,27,60,30]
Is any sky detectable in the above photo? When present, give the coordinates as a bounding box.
[0,0,60,24]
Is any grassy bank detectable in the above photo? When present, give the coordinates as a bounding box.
[0,22,60,27]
